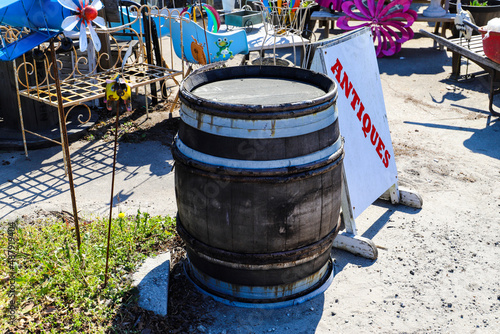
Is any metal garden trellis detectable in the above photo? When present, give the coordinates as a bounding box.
[336,0,418,57]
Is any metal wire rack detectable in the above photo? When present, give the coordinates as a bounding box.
[18,62,181,108]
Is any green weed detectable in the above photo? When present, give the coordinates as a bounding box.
[470,0,488,6]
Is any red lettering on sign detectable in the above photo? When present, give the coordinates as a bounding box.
[370,125,379,145]
[356,102,365,121]
[331,58,343,82]
[340,72,353,99]
[383,150,391,168]
[351,89,360,111]
[376,137,385,159]
[362,113,371,138]
[330,58,390,168]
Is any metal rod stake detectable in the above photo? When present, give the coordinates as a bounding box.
[104,101,120,287]
[49,40,81,251]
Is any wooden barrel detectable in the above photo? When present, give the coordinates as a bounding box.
[173,65,343,306]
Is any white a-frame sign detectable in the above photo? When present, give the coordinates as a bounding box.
[308,27,422,259]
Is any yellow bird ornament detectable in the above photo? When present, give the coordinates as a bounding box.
[104,74,132,111]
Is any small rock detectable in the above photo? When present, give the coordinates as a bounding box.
[197,325,207,333]
[310,307,314,311]
[410,270,415,275]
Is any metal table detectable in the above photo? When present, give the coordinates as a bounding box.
[420,29,500,116]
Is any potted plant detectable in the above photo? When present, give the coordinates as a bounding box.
[450,0,500,27]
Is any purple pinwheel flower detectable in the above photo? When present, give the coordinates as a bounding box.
[337,0,417,57]
[318,0,344,12]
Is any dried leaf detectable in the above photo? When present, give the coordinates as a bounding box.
[43,306,56,314]
[21,302,34,313]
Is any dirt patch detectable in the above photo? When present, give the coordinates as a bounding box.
[110,235,218,334]
[83,99,180,147]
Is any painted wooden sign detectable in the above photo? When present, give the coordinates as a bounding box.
[310,27,398,219]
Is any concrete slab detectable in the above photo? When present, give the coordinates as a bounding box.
[0,139,177,222]
[132,251,171,317]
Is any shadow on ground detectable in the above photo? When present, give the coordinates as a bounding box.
[405,117,500,160]
[378,47,451,76]
[0,125,176,222]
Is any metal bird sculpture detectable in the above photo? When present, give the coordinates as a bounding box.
[0,0,106,61]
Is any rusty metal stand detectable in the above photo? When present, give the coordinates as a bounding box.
[6,7,184,253]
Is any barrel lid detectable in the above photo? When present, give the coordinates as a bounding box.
[192,78,326,105]
[179,66,338,119]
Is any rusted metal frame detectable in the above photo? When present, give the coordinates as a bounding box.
[169,64,192,114]
[18,64,181,108]
[166,13,175,72]
[23,129,62,146]
[147,7,170,99]
[49,40,82,251]
[86,42,99,108]
[48,48,70,174]
[13,52,67,158]
[141,1,158,107]
[13,58,30,159]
